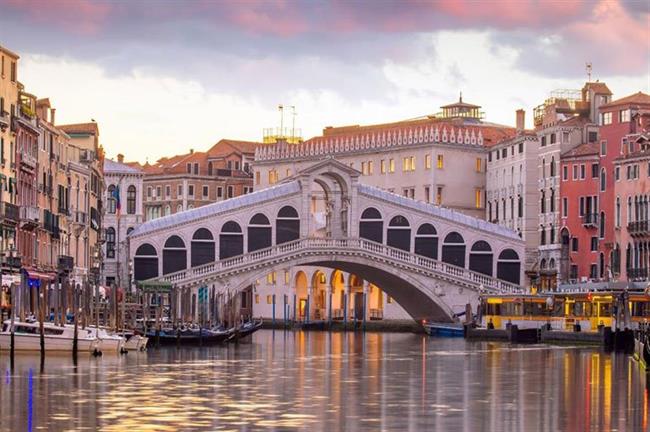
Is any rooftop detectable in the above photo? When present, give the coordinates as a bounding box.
[104,158,143,174]
[601,91,650,109]
[59,122,99,135]
[561,141,599,159]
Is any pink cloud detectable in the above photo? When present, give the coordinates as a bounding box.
[2,0,112,35]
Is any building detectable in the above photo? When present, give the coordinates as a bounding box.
[486,110,540,278]
[141,139,256,221]
[533,83,609,288]
[102,154,144,288]
[609,95,650,284]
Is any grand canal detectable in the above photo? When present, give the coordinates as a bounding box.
[0,330,647,431]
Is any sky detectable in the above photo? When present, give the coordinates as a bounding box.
[0,0,648,163]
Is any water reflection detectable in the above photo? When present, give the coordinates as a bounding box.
[0,331,647,431]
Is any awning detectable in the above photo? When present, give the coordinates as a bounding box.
[23,269,57,281]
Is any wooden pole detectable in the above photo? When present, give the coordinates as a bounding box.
[10,281,15,366]
[73,284,78,360]
[39,283,45,359]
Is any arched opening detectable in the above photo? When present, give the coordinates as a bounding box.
[599,252,605,279]
[349,274,364,320]
[219,221,243,259]
[540,258,547,270]
[414,223,438,259]
[134,243,158,281]
[387,215,411,251]
[441,232,465,268]
[469,240,493,276]
[311,270,327,320]
[359,207,383,243]
[276,206,300,244]
[127,185,136,215]
[162,235,186,275]
[106,227,116,259]
[330,270,346,320]
[107,184,116,214]
[295,271,308,320]
[560,227,570,282]
[191,228,215,267]
[247,213,271,252]
[497,249,520,284]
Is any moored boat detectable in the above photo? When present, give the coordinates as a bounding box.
[423,322,464,337]
[229,320,263,341]
[0,320,101,353]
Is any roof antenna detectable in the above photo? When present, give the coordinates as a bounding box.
[586,62,592,82]
[459,91,463,103]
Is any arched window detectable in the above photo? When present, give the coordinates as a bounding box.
[126,227,134,236]
[387,215,411,251]
[164,204,171,216]
[107,184,116,214]
[469,240,493,276]
[276,206,300,244]
[127,185,136,214]
[163,235,187,275]
[191,228,215,266]
[616,196,621,227]
[359,207,383,243]
[414,223,438,259]
[220,221,243,259]
[134,243,158,281]
[599,212,605,239]
[497,249,520,284]
[106,227,116,258]
[177,204,183,213]
[441,232,465,267]
[550,157,556,177]
[248,213,272,252]
[540,258,547,270]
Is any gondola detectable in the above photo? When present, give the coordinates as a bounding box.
[227,320,263,342]
[146,326,234,345]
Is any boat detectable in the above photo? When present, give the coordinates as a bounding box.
[633,324,650,369]
[84,327,126,353]
[228,320,263,342]
[423,322,464,337]
[123,332,148,351]
[0,320,101,353]
[146,326,233,345]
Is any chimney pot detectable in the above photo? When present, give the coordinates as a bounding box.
[516,109,525,132]
[50,108,56,125]
[117,153,124,163]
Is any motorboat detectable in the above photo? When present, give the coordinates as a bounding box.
[123,332,148,351]
[0,319,101,353]
[423,321,464,337]
[84,327,126,353]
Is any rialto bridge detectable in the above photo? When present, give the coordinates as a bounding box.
[128,159,525,322]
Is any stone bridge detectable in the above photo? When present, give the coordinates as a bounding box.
[129,159,525,322]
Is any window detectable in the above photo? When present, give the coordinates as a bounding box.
[518,142,523,153]
[475,189,482,208]
[177,184,183,197]
[266,272,276,284]
[563,132,569,143]
[286,168,291,177]
[571,237,579,252]
[217,186,223,198]
[208,161,213,176]
[540,228,546,245]
[600,140,607,156]
[147,186,152,198]
[615,166,620,181]
[437,155,443,169]
[488,152,492,162]
[615,197,621,227]
[579,197,585,216]
[540,191,545,213]
[165,185,171,198]
[496,150,500,160]
[518,196,523,218]
[436,187,442,205]
[425,154,431,169]
[367,161,373,175]
[591,163,599,178]
[424,186,430,203]
[562,197,568,218]
[227,185,234,198]
[550,133,556,144]
[572,165,578,180]
[127,185,136,214]
[268,169,278,184]
[570,265,578,280]
[601,112,612,125]
[550,189,555,212]
[106,228,116,258]
[188,185,194,197]
[588,131,598,143]
[541,136,546,147]
[0,137,4,164]
[619,109,630,123]
[361,161,366,175]
[580,164,585,180]
[202,185,209,198]
[600,169,606,192]
[475,158,482,172]
[402,156,415,172]
[501,148,507,158]
[590,264,598,280]
[266,295,273,305]
[380,159,386,174]
[550,157,556,177]
[187,163,191,174]
[255,171,261,185]
[389,159,395,173]
[562,165,568,181]
[156,186,161,198]
[193,163,199,175]
[591,237,598,252]
[10,61,16,82]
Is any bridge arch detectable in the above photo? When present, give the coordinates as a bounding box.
[414,223,438,259]
[220,221,243,259]
[441,232,466,268]
[248,213,272,252]
[497,249,521,284]
[387,215,411,252]
[134,243,158,281]
[469,240,493,276]
[191,228,215,267]
[163,235,187,275]
[359,207,383,243]
[276,206,300,244]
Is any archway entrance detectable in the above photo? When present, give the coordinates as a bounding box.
[295,271,308,320]
[311,270,327,320]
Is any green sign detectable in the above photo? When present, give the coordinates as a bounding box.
[138,280,173,293]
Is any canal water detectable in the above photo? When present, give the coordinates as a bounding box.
[0,330,647,431]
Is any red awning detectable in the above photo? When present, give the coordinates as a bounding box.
[24,269,57,281]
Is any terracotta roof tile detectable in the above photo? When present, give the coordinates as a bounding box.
[58,122,99,135]
[601,92,650,109]
[207,139,259,158]
[583,82,612,95]
[561,142,599,159]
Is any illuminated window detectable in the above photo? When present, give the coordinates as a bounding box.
[389,159,395,173]
[266,272,277,284]
[367,161,373,175]
[380,159,386,174]
[255,171,261,185]
[285,270,290,284]
[436,187,443,205]
[437,155,444,169]
[425,154,431,169]
[475,189,482,208]
[268,170,278,184]
[401,156,415,171]
[286,168,291,177]
[266,295,273,304]
[255,294,259,304]
[475,158,482,172]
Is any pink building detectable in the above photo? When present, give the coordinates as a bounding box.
[613,109,650,282]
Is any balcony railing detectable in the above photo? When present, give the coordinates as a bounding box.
[582,213,599,228]
[20,153,37,169]
[0,111,9,131]
[627,220,649,236]
[627,268,649,280]
[72,211,88,225]
[19,205,39,229]
[0,202,19,223]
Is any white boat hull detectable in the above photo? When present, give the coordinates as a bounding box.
[124,335,148,351]
[0,333,100,352]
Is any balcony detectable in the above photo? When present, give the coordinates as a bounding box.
[72,210,88,226]
[20,206,40,230]
[20,153,37,170]
[0,202,19,224]
[58,255,74,272]
[627,268,649,281]
[582,213,599,228]
[627,220,649,237]
[0,111,9,132]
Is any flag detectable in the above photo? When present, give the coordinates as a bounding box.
[112,185,121,217]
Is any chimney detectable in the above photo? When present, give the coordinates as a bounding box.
[516,109,525,133]
[190,148,194,154]
[50,108,56,125]
[117,153,124,163]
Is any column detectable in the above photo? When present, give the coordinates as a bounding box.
[325,285,332,324]
[363,281,370,322]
